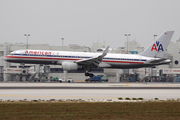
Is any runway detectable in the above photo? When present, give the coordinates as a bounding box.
[0,83,180,101]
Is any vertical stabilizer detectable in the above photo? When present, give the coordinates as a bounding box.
[139,31,174,58]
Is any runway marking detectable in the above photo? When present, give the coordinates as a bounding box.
[0,95,118,100]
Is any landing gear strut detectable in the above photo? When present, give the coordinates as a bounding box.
[20,63,25,68]
[20,63,26,73]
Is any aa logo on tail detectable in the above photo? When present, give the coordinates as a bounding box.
[151,41,164,51]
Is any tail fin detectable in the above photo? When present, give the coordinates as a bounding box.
[139,31,174,58]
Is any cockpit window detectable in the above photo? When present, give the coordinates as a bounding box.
[10,53,14,56]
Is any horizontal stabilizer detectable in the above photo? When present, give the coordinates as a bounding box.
[145,58,168,64]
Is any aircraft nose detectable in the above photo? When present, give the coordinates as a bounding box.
[4,56,8,62]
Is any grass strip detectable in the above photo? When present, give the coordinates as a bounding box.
[0,101,180,120]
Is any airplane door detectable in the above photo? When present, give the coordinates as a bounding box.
[51,52,56,63]
[139,56,142,62]
[20,50,25,59]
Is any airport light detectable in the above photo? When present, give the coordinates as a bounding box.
[125,33,131,54]
[152,34,157,82]
[154,35,157,41]
[61,38,64,47]
[24,34,30,49]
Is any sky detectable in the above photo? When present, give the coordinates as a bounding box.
[0,0,180,48]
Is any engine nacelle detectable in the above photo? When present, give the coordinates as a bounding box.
[62,62,82,71]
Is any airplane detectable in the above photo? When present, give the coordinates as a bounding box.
[4,31,174,77]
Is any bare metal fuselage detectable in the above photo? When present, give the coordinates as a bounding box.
[4,50,170,69]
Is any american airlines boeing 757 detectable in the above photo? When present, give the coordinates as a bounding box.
[4,31,174,77]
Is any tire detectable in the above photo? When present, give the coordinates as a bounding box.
[89,74,94,77]
[85,73,89,76]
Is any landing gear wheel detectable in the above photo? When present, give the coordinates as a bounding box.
[89,74,94,77]
[85,73,89,76]
[85,73,94,77]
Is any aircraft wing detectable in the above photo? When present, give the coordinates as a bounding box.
[75,46,109,67]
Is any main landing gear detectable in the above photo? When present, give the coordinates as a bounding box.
[85,72,94,77]
[84,66,94,77]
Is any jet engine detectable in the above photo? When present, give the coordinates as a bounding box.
[62,62,82,71]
